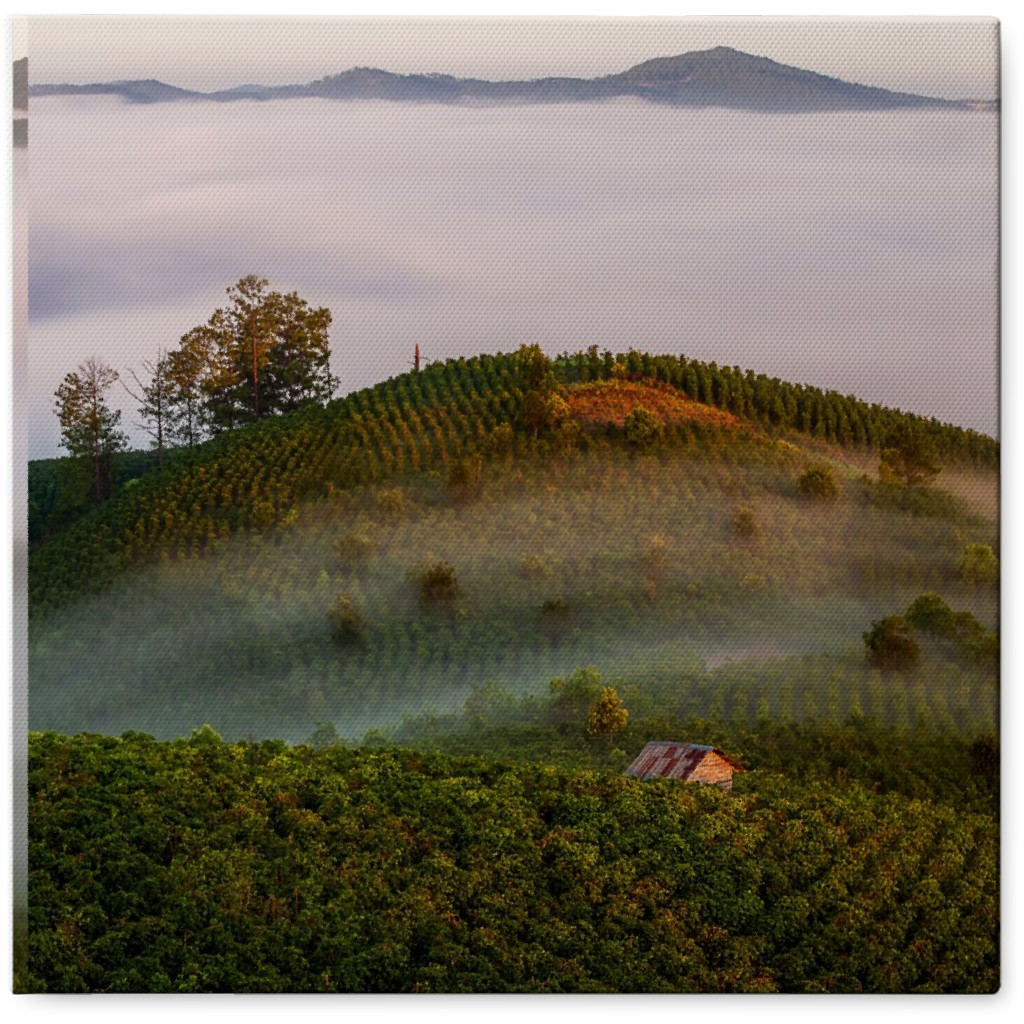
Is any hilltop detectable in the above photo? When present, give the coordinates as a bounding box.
[29,46,996,112]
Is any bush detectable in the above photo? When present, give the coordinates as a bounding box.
[327,594,367,647]
[863,615,920,671]
[518,554,550,580]
[417,560,460,611]
[624,406,664,448]
[732,506,760,539]
[905,593,956,636]
[333,529,377,563]
[446,454,484,505]
[956,543,998,585]
[797,465,838,500]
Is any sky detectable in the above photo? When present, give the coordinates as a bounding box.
[27,15,999,101]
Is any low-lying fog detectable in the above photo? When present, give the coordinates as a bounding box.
[28,97,997,458]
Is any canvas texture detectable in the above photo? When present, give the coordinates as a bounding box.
[14,17,999,994]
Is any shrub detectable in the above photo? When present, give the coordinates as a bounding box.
[518,554,550,580]
[863,615,920,671]
[333,529,377,563]
[905,593,956,636]
[417,560,460,611]
[624,406,664,448]
[956,543,998,585]
[586,687,629,742]
[446,454,484,505]
[327,594,367,647]
[732,506,760,539]
[377,488,408,518]
[797,465,838,500]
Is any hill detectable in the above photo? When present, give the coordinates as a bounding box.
[28,347,998,744]
[24,346,1000,993]
[29,47,995,111]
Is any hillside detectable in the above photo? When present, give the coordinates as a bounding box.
[24,345,1000,993]
[29,46,995,111]
[28,348,998,744]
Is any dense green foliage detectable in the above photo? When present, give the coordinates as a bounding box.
[27,725,998,993]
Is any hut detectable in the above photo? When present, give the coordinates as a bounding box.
[625,741,746,791]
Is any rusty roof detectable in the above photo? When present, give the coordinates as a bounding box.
[624,741,745,780]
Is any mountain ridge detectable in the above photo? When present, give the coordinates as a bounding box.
[29,46,997,112]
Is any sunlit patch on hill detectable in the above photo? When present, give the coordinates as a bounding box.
[566,380,741,430]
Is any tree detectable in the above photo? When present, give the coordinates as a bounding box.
[904,593,956,637]
[879,423,941,487]
[165,329,212,446]
[123,351,173,467]
[178,276,337,431]
[863,615,920,671]
[797,465,838,500]
[624,406,663,449]
[53,358,128,504]
[956,543,998,586]
[327,594,367,647]
[417,560,460,613]
[586,687,629,742]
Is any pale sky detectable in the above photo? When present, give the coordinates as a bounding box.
[28,15,999,101]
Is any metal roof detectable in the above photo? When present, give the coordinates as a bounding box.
[624,741,743,781]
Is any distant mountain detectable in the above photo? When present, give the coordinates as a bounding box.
[29,46,996,112]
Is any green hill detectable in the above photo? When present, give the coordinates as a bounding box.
[28,348,997,743]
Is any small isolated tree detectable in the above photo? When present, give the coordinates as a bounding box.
[586,687,629,742]
[879,422,941,488]
[307,721,343,749]
[956,543,998,586]
[548,666,602,724]
[54,357,129,504]
[446,453,484,505]
[732,506,760,540]
[863,615,920,671]
[334,528,377,564]
[797,465,838,500]
[417,560,460,612]
[327,594,367,647]
[624,406,663,449]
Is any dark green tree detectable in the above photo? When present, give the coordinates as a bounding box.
[624,406,664,449]
[53,358,128,504]
[797,465,838,500]
[179,276,337,431]
[863,615,920,671]
[879,423,941,487]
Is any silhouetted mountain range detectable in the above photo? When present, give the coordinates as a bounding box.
[29,46,997,112]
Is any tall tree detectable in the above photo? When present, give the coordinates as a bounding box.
[53,358,128,503]
[123,351,173,467]
[181,276,338,430]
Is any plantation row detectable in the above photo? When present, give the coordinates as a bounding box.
[555,348,999,468]
[26,729,997,992]
[28,353,529,615]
